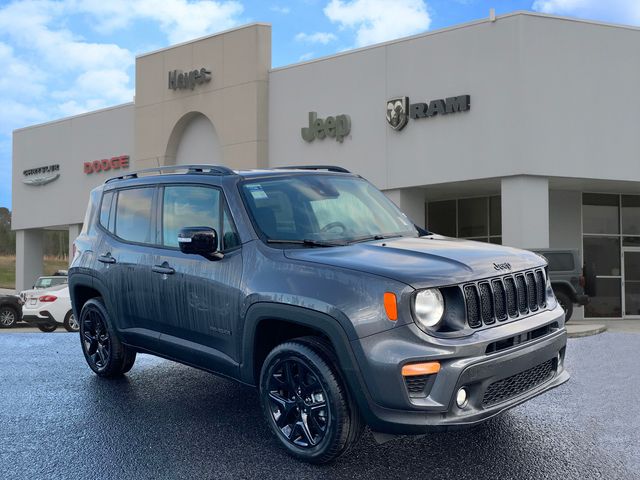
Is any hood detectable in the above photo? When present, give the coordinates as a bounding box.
[284,235,545,288]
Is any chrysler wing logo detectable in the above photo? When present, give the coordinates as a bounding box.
[22,164,60,186]
[493,262,512,272]
[23,173,60,186]
[386,97,409,131]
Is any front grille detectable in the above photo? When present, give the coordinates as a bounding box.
[464,285,482,328]
[482,358,556,407]
[463,269,547,328]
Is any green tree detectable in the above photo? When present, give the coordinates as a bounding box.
[0,208,16,255]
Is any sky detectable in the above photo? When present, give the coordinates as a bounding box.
[2,0,640,210]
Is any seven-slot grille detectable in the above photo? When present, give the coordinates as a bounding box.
[464,269,547,328]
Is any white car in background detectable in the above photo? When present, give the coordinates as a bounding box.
[21,285,78,333]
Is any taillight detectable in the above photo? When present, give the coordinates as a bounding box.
[579,275,585,288]
[39,295,58,302]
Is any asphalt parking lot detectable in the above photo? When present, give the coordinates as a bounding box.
[0,332,638,480]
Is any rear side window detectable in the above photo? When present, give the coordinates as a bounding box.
[545,253,575,271]
[99,191,114,231]
[115,188,155,244]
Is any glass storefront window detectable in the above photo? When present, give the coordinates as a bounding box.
[583,236,621,276]
[427,196,501,243]
[458,198,488,237]
[583,193,619,234]
[427,200,456,237]
[622,195,640,235]
[585,278,622,318]
[490,196,501,236]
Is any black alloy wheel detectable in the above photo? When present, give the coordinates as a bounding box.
[79,298,136,377]
[266,357,330,448]
[555,291,573,322]
[82,309,111,370]
[260,338,363,464]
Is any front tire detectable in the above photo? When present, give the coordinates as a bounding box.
[63,310,80,332]
[259,339,362,464]
[79,298,136,377]
[555,291,574,322]
[0,306,18,328]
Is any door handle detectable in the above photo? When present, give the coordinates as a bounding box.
[98,253,116,264]
[152,263,175,275]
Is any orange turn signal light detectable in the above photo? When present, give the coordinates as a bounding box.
[383,292,398,321]
[401,361,441,377]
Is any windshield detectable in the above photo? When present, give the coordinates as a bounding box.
[241,174,418,244]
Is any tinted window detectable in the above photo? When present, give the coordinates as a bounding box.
[428,200,456,236]
[115,188,155,243]
[242,175,416,243]
[583,193,619,234]
[99,191,114,230]
[222,208,240,250]
[458,197,487,237]
[544,253,575,271]
[162,186,220,248]
[622,195,640,235]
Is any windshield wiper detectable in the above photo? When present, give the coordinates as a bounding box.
[266,239,348,247]
[347,233,404,244]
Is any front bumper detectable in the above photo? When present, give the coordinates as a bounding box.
[350,306,569,434]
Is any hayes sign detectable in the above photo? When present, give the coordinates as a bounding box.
[84,155,130,174]
[301,112,351,143]
[168,68,211,90]
[386,94,470,131]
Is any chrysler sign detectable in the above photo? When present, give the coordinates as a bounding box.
[22,164,60,186]
[386,94,470,131]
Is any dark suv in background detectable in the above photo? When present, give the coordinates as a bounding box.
[531,249,593,321]
[70,165,569,463]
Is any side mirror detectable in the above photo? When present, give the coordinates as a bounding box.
[178,227,218,257]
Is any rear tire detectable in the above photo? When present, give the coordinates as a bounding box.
[259,338,363,464]
[555,291,573,322]
[37,323,57,332]
[63,310,80,332]
[0,306,18,328]
[79,298,136,377]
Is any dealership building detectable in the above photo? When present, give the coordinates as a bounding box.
[11,11,640,319]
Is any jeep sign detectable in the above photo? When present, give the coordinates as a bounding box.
[301,112,351,143]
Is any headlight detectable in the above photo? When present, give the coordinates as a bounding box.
[545,276,557,310]
[413,289,445,330]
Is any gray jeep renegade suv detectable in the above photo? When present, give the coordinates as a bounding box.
[69,165,569,464]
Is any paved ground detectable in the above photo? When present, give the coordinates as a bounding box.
[0,332,638,480]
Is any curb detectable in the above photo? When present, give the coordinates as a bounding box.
[567,323,607,338]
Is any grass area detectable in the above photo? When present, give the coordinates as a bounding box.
[0,255,69,290]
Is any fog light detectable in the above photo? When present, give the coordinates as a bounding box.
[456,387,468,408]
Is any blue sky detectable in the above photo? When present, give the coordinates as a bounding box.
[2,0,640,210]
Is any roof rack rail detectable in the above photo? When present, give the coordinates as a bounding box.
[105,164,235,183]
[274,165,351,173]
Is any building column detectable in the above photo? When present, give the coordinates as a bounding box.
[68,224,82,266]
[384,188,426,228]
[501,176,549,249]
[15,229,44,292]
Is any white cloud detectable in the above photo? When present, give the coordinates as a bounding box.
[69,0,245,44]
[270,5,291,14]
[324,0,431,47]
[299,52,315,61]
[295,32,338,44]
[532,0,640,25]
